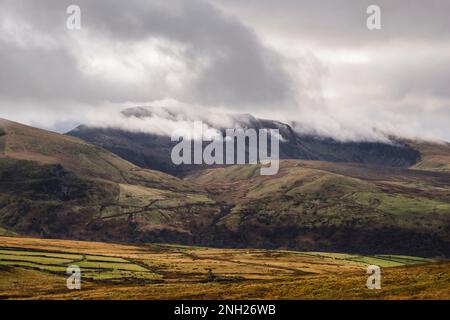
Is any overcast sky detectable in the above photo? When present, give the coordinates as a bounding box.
[0,0,449,141]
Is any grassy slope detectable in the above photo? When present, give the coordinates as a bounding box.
[0,236,447,300]
[0,119,218,241]
[407,140,450,172]
[188,160,450,255]
[0,119,192,190]
[0,227,17,237]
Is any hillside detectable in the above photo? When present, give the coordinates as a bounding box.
[0,119,219,242]
[188,160,450,256]
[0,118,189,189]
[0,118,449,257]
[407,140,450,172]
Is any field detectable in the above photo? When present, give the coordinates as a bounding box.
[0,236,448,300]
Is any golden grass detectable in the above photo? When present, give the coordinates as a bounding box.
[1,236,448,300]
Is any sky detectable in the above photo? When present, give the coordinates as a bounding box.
[0,0,449,142]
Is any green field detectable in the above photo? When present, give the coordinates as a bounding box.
[293,252,434,267]
[351,192,450,215]
[0,247,157,282]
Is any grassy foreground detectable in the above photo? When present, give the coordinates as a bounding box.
[0,236,448,300]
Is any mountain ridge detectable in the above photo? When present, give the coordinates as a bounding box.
[67,107,422,177]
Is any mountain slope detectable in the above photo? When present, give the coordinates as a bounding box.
[67,106,421,176]
[408,140,450,172]
[1,118,449,257]
[0,118,189,190]
[187,160,450,256]
[0,119,219,242]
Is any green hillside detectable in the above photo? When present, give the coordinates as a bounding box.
[188,160,450,256]
[0,119,219,242]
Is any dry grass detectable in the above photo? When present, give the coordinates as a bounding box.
[0,236,448,300]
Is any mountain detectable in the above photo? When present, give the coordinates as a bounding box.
[67,106,421,177]
[1,117,450,257]
[0,118,219,243]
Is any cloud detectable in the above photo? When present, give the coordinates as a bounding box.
[0,0,449,142]
[211,0,450,142]
[214,0,450,47]
[0,0,293,108]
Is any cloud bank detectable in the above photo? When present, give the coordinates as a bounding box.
[0,0,449,142]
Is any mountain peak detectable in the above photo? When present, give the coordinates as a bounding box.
[67,107,422,176]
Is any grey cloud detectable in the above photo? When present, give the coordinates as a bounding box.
[214,0,450,46]
[0,0,449,142]
[0,0,293,108]
[385,56,450,100]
